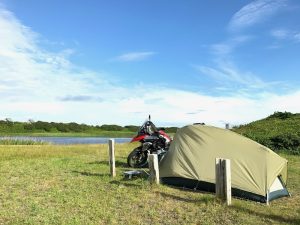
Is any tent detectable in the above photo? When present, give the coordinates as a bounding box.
[159,125,290,203]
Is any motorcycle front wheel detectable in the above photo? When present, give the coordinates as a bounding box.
[127,147,148,168]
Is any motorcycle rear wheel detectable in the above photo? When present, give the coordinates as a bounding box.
[127,147,148,168]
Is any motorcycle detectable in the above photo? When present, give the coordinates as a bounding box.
[127,116,172,168]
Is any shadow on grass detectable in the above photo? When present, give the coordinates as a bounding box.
[231,205,300,224]
[72,170,109,177]
[109,180,142,188]
[88,160,129,168]
[156,192,214,204]
[72,169,148,180]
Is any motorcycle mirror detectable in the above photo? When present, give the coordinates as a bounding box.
[148,115,151,121]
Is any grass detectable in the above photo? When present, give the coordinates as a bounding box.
[0,138,47,145]
[0,144,299,225]
[233,112,300,154]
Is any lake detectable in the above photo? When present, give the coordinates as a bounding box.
[0,136,132,145]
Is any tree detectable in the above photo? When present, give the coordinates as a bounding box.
[100,124,123,131]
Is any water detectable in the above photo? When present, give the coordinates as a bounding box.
[0,136,132,145]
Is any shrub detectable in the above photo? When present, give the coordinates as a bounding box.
[124,125,139,132]
[165,127,178,133]
[267,111,294,120]
[270,133,300,151]
[54,123,69,132]
[33,121,52,132]
[100,124,123,131]
[67,122,83,132]
[24,123,34,131]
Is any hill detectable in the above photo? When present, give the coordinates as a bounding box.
[233,112,300,155]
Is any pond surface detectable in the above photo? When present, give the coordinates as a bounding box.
[0,136,132,145]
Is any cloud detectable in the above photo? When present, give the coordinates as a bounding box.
[113,51,156,62]
[210,35,253,55]
[186,109,206,115]
[1,4,300,128]
[118,88,300,127]
[59,95,103,102]
[0,5,114,102]
[195,60,283,93]
[271,29,289,39]
[270,29,300,43]
[229,0,288,31]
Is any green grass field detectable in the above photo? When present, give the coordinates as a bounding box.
[0,143,299,225]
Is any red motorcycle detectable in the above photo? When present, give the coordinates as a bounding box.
[127,116,172,168]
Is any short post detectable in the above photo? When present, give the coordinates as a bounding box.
[224,159,231,205]
[148,154,159,185]
[108,139,116,177]
[225,123,229,129]
[215,158,231,205]
[215,158,224,198]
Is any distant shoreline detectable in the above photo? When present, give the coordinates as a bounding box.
[0,131,135,138]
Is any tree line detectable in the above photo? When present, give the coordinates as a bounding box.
[0,119,178,134]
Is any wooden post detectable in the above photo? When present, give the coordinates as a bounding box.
[215,158,223,198]
[224,159,231,205]
[215,158,231,205]
[148,154,159,185]
[108,139,116,177]
[225,123,229,129]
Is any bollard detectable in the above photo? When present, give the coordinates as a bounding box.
[148,154,159,185]
[215,158,231,205]
[108,139,116,177]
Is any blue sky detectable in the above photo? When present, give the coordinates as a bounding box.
[1,0,300,127]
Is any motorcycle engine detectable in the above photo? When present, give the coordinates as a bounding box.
[143,135,166,151]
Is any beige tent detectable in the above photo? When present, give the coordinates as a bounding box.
[159,125,289,202]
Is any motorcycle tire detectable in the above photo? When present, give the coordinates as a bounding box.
[127,147,148,168]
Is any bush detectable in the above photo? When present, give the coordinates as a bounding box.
[67,122,84,132]
[165,127,178,133]
[124,125,139,132]
[34,121,52,132]
[100,124,123,131]
[270,133,300,151]
[243,133,300,155]
[267,111,294,120]
[24,123,34,131]
[54,123,69,132]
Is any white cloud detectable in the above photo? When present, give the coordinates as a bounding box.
[0,6,114,102]
[229,0,288,31]
[116,89,300,127]
[271,29,300,43]
[271,29,289,39]
[113,51,156,62]
[211,44,232,55]
[194,60,280,92]
[1,5,300,128]
[211,35,253,55]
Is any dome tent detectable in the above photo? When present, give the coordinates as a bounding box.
[159,125,290,203]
